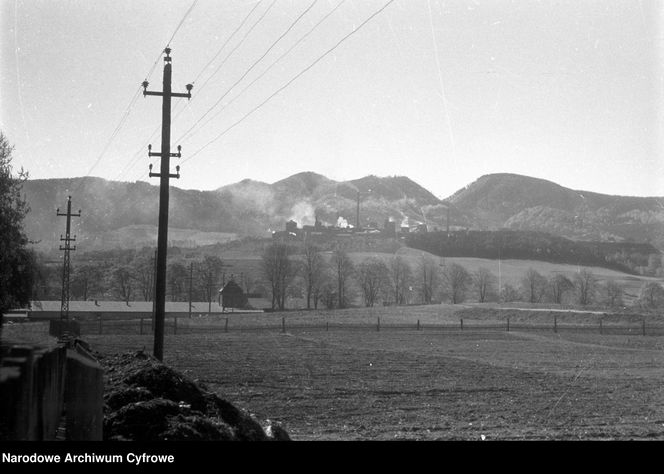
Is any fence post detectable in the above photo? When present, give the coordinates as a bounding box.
[417,320,420,331]
[642,319,646,336]
[507,317,510,332]
[225,317,229,333]
[98,316,102,335]
[554,315,557,333]
[174,317,177,335]
[377,317,380,332]
[282,317,286,333]
[460,318,463,331]
[140,318,143,335]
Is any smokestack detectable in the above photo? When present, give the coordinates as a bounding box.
[446,206,450,235]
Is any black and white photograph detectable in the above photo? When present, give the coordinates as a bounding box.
[0,0,663,454]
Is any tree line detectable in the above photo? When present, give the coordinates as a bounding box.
[260,241,664,311]
[3,130,663,318]
[406,230,662,276]
[30,251,238,311]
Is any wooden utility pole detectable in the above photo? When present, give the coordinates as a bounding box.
[57,196,81,323]
[188,261,193,319]
[355,190,371,230]
[151,248,157,332]
[142,47,192,361]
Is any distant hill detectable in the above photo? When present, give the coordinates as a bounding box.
[22,174,444,251]
[215,172,447,230]
[19,172,664,253]
[449,173,664,248]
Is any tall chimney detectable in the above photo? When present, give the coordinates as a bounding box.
[446,206,450,235]
[356,191,361,230]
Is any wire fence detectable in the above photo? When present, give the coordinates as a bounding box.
[77,316,664,337]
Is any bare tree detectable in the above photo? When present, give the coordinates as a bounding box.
[198,256,225,312]
[32,257,62,300]
[357,257,389,307]
[131,253,155,302]
[389,256,412,305]
[301,242,325,309]
[574,268,597,306]
[111,265,135,303]
[472,267,496,303]
[320,276,338,309]
[417,255,440,304]
[638,281,664,309]
[604,279,624,308]
[331,245,355,309]
[310,268,331,310]
[500,283,521,302]
[549,274,574,305]
[442,263,470,304]
[71,263,103,300]
[167,261,188,302]
[261,243,297,311]
[521,268,547,303]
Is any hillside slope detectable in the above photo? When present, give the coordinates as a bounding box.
[23,174,444,251]
[449,173,664,247]
[20,172,664,252]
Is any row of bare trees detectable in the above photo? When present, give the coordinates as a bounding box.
[261,242,414,311]
[260,243,492,309]
[260,242,664,310]
[32,251,230,311]
[31,237,663,312]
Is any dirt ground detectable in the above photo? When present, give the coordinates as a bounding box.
[82,327,664,440]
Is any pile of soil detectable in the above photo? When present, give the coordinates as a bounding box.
[97,350,290,441]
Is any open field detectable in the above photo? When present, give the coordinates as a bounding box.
[67,302,664,335]
[79,329,664,440]
[7,304,662,440]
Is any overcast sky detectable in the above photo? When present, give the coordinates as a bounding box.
[1,0,662,198]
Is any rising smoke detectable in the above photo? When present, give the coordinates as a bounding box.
[287,201,316,227]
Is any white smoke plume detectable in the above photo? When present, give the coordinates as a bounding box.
[336,216,351,228]
[288,202,316,227]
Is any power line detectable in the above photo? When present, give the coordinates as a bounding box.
[182,0,396,165]
[192,0,264,85]
[167,0,200,48]
[167,0,271,143]
[178,0,319,144]
[164,0,264,135]
[74,0,199,188]
[111,49,169,182]
[115,1,265,183]
[76,86,143,187]
[182,0,346,145]
[192,0,277,101]
[177,0,318,142]
[114,123,160,181]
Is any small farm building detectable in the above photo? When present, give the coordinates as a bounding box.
[219,280,248,310]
